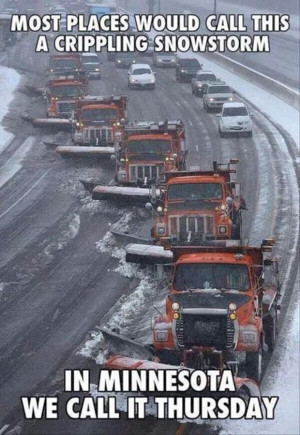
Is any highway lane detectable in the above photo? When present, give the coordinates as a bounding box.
[122,0,300,90]
[0,27,298,435]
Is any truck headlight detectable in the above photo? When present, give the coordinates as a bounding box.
[209,97,214,102]
[95,68,100,71]
[155,331,167,341]
[197,83,202,88]
[228,97,234,101]
[172,302,179,310]
[229,303,237,311]
[218,225,227,234]
[157,224,166,235]
[151,78,155,83]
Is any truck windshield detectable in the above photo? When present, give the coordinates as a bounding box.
[223,107,248,117]
[132,68,151,75]
[81,108,117,121]
[128,139,171,154]
[50,59,77,70]
[168,183,223,200]
[82,56,99,64]
[208,86,231,94]
[197,73,216,81]
[51,85,84,97]
[174,263,250,291]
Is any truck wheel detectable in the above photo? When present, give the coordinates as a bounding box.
[247,131,253,137]
[245,346,262,383]
[265,309,278,353]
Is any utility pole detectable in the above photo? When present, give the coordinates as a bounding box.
[214,0,217,16]
[158,0,161,13]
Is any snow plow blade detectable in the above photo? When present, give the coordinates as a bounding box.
[125,243,173,264]
[92,185,160,202]
[22,115,74,130]
[56,146,114,158]
[100,329,154,361]
[105,355,261,398]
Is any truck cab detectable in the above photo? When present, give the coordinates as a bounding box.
[153,241,280,381]
[73,96,127,146]
[48,54,82,75]
[114,121,186,186]
[47,79,85,118]
[151,161,244,244]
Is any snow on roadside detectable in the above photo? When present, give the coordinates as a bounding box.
[220,300,300,435]
[0,66,20,154]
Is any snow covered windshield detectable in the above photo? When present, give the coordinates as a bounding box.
[81,108,116,121]
[51,85,84,97]
[174,264,250,291]
[51,59,77,70]
[197,73,216,81]
[223,107,248,117]
[132,68,151,75]
[208,86,232,94]
[128,140,171,154]
[168,183,223,200]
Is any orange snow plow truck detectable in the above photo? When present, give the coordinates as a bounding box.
[143,240,280,383]
[149,160,246,244]
[92,120,187,201]
[56,95,127,157]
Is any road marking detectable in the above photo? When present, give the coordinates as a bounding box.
[175,101,181,107]
[188,120,193,127]
[196,145,199,151]
[0,169,51,220]
[0,137,35,189]
[0,425,10,435]
[108,179,114,185]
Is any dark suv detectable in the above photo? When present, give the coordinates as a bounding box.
[176,58,202,82]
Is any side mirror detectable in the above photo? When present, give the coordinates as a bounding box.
[153,72,156,75]
[145,202,153,210]
[110,154,116,161]
[216,114,221,117]
[128,71,131,75]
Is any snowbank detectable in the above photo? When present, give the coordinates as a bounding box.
[0,66,20,154]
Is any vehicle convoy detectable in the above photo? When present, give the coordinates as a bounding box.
[149,160,246,245]
[125,239,280,383]
[191,70,217,96]
[153,52,177,68]
[81,53,101,79]
[218,102,253,137]
[203,82,235,112]
[56,95,127,157]
[47,54,82,75]
[128,63,156,90]
[92,120,187,200]
[176,58,202,82]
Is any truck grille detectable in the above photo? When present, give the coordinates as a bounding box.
[176,313,234,350]
[129,165,160,182]
[169,215,214,240]
[57,101,75,117]
[83,127,113,144]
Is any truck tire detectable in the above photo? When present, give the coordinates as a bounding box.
[245,346,263,383]
[265,309,278,353]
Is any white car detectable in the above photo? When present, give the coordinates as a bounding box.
[128,64,156,90]
[218,102,252,137]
